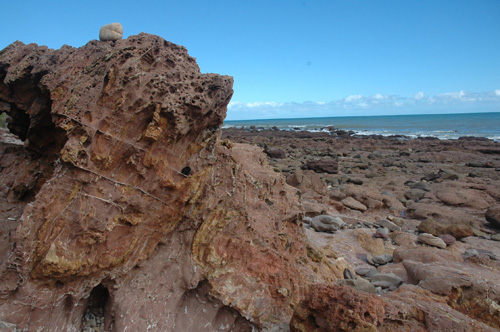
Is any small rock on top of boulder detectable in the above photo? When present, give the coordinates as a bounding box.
[99,22,124,41]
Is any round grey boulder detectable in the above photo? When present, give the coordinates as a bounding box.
[311,215,344,233]
[99,23,124,41]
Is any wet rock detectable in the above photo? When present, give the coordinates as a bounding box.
[418,233,447,248]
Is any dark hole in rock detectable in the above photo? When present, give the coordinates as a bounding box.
[1,69,68,202]
[82,284,109,332]
[181,166,191,176]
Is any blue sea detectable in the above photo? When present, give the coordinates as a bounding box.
[224,112,500,141]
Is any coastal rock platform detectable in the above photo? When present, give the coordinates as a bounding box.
[223,126,500,331]
[0,32,499,332]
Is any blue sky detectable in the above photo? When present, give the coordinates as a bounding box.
[1,0,499,120]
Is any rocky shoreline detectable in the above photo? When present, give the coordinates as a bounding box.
[223,126,500,330]
[2,33,500,331]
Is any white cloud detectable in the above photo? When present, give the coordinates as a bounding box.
[373,93,387,100]
[414,91,425,100]
[246,101,283,108]
[226,90,500,120]
[229,101,283,109]
[437,91,467,99]
[345,94,363,102]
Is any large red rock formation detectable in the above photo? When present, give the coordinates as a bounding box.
[0,34,342,331]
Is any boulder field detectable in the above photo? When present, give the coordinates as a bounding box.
[1,33,500,331]
[223,126,500,331]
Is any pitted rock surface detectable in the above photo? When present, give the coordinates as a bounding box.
[0,34,342,331]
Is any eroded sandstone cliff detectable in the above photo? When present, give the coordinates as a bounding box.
[0,34,343,331]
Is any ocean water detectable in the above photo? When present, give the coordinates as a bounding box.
[224,112,500,141]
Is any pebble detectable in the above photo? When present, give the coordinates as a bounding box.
[418,233,447,249]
